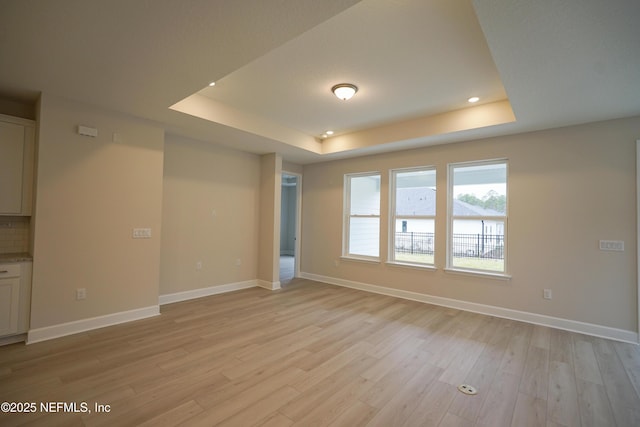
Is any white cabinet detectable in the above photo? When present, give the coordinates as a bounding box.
[0,264,21,336]
[0,262,31,338]
[0,114,35,216]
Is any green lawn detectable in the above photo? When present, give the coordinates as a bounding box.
[394,253,434,265]
[452,257,504,272]
[394,252,503,272]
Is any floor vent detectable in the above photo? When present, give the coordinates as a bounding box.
[457,384,478,395]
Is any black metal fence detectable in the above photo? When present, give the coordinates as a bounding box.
[452,233,503,259]
[395,232,504,259]
[395,232,434,255]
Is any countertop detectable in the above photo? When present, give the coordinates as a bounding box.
[0,252,33,263]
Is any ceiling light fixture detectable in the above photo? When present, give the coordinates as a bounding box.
[326,130,334,135]
[332,83,358,100]
[208,81,216,87]
[468,96,479,103]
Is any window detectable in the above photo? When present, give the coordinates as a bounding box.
[448,160,507,274]
[343,172,381,259]
[390,167,436,266]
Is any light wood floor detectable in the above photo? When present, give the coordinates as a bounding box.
[1,279,639,427]
[279,255,295,284]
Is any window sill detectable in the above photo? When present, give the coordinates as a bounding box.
[386,261,437,271]
[340,256,381,265]
[444,267,512,281]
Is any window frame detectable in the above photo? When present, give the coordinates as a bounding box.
[388,166,437,268]
[446,159,509,278]
[342,171,382,261]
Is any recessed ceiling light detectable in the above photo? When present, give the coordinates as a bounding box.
[326,130,334,135]
[468,96,480,103]
[208,81,216,87]
[332,83,358,100]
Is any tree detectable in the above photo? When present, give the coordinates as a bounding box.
[482,190,506,213]
[457,190,506,213]
[457,193,483,206]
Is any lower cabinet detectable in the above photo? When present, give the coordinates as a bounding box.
[0,262,32,338]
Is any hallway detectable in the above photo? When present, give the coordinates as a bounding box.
[279,255,295,285]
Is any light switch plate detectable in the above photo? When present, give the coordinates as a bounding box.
[599,240,624,251]
[78,125,98,137]
[132,228,152,239]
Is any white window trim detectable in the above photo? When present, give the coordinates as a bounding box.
[444,267,512,280]
[341,255,381,264]
[386,260,437,271]
[447,159,509,277]
[343,171,381,261]
[389,166,437,268]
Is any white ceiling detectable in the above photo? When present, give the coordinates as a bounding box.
[196,0,506,137]
[1,0,639,164]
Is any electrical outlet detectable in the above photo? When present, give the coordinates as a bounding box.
[543,289,552,300]
[196,261,202,271]
[112,132,124,143]
[76,288,87,300]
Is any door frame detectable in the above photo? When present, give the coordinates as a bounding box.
[282,170,302,279]
[636,140,640,343]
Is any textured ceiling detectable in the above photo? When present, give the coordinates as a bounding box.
[0,0,639,164]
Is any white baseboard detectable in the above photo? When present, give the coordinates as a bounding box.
[300,272,639,344]
[159,280,259,305]
[257,280,281,290]
[26,279,279,345]
[27,305,160,345]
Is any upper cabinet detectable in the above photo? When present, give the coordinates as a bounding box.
[0,114,35,216]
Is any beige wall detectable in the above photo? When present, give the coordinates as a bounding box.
[258,153,282,286]
[23,92,640,337]
[283,160,303,175]
[301,116,640,332]
[30,94,164,329]
[160,134,261,294]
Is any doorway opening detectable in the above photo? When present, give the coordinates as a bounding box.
[280,173,300,285]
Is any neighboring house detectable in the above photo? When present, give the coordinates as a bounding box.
[395,187,503,257]
[450,197,504,236]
